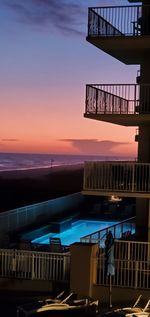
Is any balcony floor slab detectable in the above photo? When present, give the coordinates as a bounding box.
[86,36,150,65]
[84,113,150,127]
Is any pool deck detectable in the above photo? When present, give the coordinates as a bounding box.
[0,289,135,317]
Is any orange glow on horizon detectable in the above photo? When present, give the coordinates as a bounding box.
[0,1,139,158]
[0,137,137,157]
[0,86,137,157]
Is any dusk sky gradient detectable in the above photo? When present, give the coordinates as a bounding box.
[0,0,140,157]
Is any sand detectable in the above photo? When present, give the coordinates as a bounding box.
[0,164,84,212]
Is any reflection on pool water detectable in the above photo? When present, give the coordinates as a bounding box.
[32,220,125,246]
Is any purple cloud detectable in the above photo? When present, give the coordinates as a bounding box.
[1,138,19,142]
[59,139,131,155]
[2,0,84,36]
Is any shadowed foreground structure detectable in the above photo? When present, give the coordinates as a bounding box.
[0,165,84,212]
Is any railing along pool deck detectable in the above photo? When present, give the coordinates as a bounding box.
[0,249,70,282]
[80,217,135,247]
[97,239,150,290]
[1,239,150,291]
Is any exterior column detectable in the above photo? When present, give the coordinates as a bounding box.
[70,242,99,298]
[138,61,150,162]
[136,198,150,241]
[138,127,150,163]
[141,60,150,84]
[136,37,150,241]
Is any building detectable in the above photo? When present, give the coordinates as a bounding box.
[83,0,150,243]
[0,1,150,302]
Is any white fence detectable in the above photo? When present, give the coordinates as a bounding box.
[0,192,83,233]
[0,249,70,281]
[97,240,150,289]
[1,240,150,290]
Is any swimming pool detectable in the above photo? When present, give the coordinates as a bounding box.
[32,220,120,246]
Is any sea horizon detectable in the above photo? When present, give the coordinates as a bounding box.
[0,152,136,172]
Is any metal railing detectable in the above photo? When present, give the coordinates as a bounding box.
[0,193,81,234]
[0,200,57,234]
[88,5,150,37]
[83,161,150,194]
[80,217,135,247]
[97,240,150,289]
[1,241,150,290]
[0,249,70,281]
[85,84,150,115]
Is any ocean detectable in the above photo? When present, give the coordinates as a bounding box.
[0,152,134,172]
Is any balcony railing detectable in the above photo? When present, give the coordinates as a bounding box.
[85,84,150,115]
[88,5,150,37]
[83,161,150,194]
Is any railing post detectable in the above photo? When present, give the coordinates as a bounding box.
[88,8,90,36]
[31,253,35,280]
[98,12,100,36]
[134,84,137,114]
[96,88,98,114]
[106,21,108,36]
[112,95,114,113]
[85,85,88,113]
[132,164,135,192]
[135,261,138,288]
[127,100,129,114]
[127,241,130,261]
[63,254,67,281]
[120,97,121,114]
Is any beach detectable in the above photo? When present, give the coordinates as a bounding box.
[0,164,84,213]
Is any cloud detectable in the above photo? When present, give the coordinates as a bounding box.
[1,138,19,142]
[59,139,131,156]
[2,0,84,36]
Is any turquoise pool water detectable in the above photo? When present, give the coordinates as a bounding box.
[32,220,120,246]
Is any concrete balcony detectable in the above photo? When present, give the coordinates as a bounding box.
[87,5,150,64]
[83,161,150,198]
[84,84,150,126]
[128,0,141,2]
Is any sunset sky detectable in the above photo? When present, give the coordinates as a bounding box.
[0,0,140,157]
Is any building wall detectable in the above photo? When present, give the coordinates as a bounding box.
[92,284,150,304]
